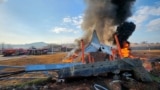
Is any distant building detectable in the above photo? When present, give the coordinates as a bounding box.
[47,44,61,52]
[61,47,73,52]
[131,43,160,50]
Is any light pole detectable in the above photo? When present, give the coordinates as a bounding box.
[1,43,4,55]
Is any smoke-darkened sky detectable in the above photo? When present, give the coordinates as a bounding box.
[0,0,160,44]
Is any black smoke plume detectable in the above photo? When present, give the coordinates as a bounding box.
[111,0,136,24]
[114,22,136,48]
[79,0,136,47]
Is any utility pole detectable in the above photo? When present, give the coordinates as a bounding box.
[1,43,4,54]
[66,46,67,52]
[148,44,150,51]
[52,44,54,54]
[66,43,68,52]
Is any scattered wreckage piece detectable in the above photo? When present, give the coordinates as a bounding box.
[58,59,152,82]
[25,63,82,71]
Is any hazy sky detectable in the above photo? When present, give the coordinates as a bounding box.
[0,0,160,44]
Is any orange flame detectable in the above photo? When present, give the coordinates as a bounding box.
[121,41,132,58]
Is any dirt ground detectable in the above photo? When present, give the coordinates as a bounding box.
[0,51,160,90]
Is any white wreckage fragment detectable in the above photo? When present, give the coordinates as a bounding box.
[85,30,112,55]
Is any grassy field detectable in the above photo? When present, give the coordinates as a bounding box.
[0,52,67,66]
[0,51,159,88]
[132,50,160,53]
[0,50,159,66]
[0,52,66,87]
[131,50,160,58]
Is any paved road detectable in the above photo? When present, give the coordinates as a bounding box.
[0,55,28,61]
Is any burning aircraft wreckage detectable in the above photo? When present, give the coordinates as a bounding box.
[0,0,156,89]
[0,28,152,82]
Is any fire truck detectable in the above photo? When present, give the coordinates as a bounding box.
[2,48,27,56]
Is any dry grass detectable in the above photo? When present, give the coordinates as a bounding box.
[0,72,49,87]
[0,52,67,87]
[0,52,67,66]
[131,50,160,58]
[0,51,160,89]
[130,50,160,71]
[132,50,160,52]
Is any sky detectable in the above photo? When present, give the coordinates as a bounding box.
[0,0,160,44]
